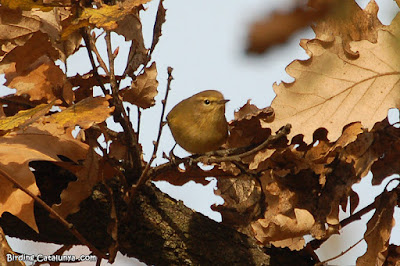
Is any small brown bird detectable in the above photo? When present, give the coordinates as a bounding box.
[166,90,229,154]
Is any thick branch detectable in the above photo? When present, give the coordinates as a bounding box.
[0,181,314,265]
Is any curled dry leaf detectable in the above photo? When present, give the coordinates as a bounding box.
[311,0,383,57]
[252,207,315,251]
[6,57,73,103]
[357,189,397,266]
[50,95,115,129]
[227,101,273,148]
[122,62,158,109]
[0,122,88,232]
[62,0,151,39]
[150,0,166,53]
[213,175,263,232]
[383,244,400,265]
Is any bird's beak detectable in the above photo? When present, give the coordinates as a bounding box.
[219,99,230,104]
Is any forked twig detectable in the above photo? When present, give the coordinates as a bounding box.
[132,67,174,191]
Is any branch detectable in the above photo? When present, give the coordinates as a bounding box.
[148,124,291,179]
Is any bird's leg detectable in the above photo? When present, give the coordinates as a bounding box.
[168,143,180,164]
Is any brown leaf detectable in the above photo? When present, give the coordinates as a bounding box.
[227,101,273,148]
[0,122,88,232]
[383,244,400,265]
[150,0,166,54]
[62,0,150,38]
[247,7,321,53]
[0,101,56,133]
[357,190,397,266]
[213,175,262,229]
[311,0,383,57]
[267,23,400,143]
[50,95,115,129]
[153,163,226,186]
[122,62,158,108]
[52,150,115,218]
[252,208,315,251]
[6,57,73,103]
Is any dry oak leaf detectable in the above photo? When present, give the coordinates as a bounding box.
[0,123,88,232]
[0,101,56,132]
[0,32,59,84]
[50,95,115,129]
[247,7,321,54]
[0,0,53,11]
[51,149,117,218]
[6,57,73,103]
[213,175,262,228]
[383,244,400,265]
[252,208,315,251]
[311,0,383,57]
[61,0,150,38]
[122,62,158,108]
[227,101,273,149]
[266,28,400,144]
[357,189,397,266]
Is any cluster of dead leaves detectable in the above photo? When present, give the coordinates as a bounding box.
[0,0,162,250]
[155,0,400,264]
[0,0,400,265]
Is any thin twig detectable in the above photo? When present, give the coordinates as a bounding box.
[308,177,400,251]
[316,203,387,266]
[137,106,141,140]
[80,28,108,95]
[0,168,107,260]
[105,31,117,94]
[315,237,364,266]
[132,67,174,191]
[89,32,109,76]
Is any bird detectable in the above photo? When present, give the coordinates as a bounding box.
[166,90,229,154]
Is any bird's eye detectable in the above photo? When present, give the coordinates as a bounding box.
[204,99,210,105]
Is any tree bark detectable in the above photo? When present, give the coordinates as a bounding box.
[1,180,314,265]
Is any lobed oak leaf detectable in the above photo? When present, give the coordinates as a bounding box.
[0,122,88,232]
[122,62,158,109]
[50,95,115,129]
[267,26,400,144]
[357,189,397,266]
